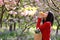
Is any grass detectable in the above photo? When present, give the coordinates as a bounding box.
[0,23,60,40]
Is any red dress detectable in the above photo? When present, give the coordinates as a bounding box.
[36,18,51,40]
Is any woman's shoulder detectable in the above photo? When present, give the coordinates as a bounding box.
[45,22,51,24]
[44,21,51,26]
[45,21,51,24]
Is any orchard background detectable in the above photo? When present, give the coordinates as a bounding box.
[0,0,60,40]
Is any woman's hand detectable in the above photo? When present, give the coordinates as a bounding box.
[38,12,44,18]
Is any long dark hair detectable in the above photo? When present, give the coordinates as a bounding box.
[43,12,54,26]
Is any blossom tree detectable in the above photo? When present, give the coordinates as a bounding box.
[0,0,60,40]
[0,0,60,36]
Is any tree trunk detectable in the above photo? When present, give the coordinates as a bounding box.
[0,5,5,27]
[9,25,12,31]
[0,19,2,27]
[14,22,16,31]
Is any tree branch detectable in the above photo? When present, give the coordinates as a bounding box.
[51,0,60,10]
[46,0,59,12]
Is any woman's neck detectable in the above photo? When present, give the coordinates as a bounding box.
[44,18,46,21]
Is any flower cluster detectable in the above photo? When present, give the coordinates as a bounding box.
[20,6,38,16]
[9,11,17,15]
[0,0,4,6]
[4,0,19,10]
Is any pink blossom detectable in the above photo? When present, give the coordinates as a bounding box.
[9,11,13,14]
[21,10,29,16]
[5,5,10,10]
[9,11,17,15]
[0,0,3,2]
[14,12,17,14]
[57,0,60,1]
[21,12,25,16]
[0,0,4,6]
[35,0,39,2]
[10,1,16,5]
[4,0,17,10]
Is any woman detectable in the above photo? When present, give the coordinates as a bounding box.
[36,11,54,40]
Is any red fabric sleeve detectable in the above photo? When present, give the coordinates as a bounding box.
[36,18,51,30]
[39,22,51,30]
[36,18,42,29]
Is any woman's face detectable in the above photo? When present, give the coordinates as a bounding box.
[43,12,48,18]
[40,12,48,18]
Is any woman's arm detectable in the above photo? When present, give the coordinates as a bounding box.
[36,18,42,29]
[36,18,51,30]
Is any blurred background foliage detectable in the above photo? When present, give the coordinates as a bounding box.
[0,0,60,40]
